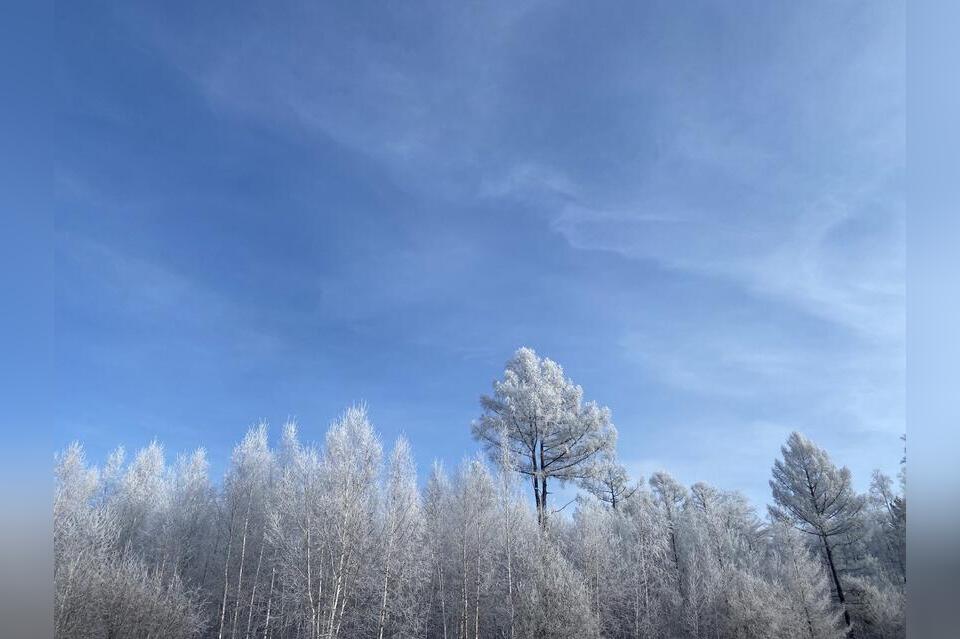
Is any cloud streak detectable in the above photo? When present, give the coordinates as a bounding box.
[56,0,905,504]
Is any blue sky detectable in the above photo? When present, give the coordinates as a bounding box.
[55,0,904,507]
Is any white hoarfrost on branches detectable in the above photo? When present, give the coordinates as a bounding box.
[54,352,905,639]
[472,347,617,527]
[581,458,638,510]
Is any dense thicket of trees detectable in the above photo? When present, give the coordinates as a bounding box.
[55,350,905,638]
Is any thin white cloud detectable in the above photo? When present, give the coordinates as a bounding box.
[544,185,904,342]
[98,0,905,502]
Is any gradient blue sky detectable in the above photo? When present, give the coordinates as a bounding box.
[55,0,904,506]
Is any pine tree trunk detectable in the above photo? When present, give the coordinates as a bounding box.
[670,525,683,602]
[531,451,542,528]
[821,534,853,636]
[539,442,548,527]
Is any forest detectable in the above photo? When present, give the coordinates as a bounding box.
[54,348,906,639]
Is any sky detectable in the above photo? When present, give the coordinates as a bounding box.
[54,0,904,508]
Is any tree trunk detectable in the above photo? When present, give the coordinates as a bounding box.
[305,513,317,639]
[474,513,482,639]
[671,530,683,600]
[377,556,391,639]
[334,561,352,639]
[531,451,542,528]
[538,442,548,528]
[438,562,448,639]
[245,537,266,639]
[594,559,601,627]
[231,498,253,639]
[328,550,347,639]
[821,534,853,636]
[540,477,548,527]
[262,560,276,639]
[218,506,237,639]
[505,519,515,639]
[460,530,468,639]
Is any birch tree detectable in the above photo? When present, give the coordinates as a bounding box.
[54,443,205,639]
[217,425,274,639]
[423,462,454,639]
[168,449,217,589]
[115,440,170,563]
[322,405,382,638]
[377,437,427,639]
[268,422,325,639]
[451,458,496,639]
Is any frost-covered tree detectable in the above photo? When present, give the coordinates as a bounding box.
[55,409,905,639]
[492,427,524,639]
[770,523,845,639]
[619,487,671,638]
[115,440,170,561]
[580,457,637,510]
[451,458,496,639]
[168,449,217,589]
[376,437,428,639]
[518,532,599,639]
[649,471,688,614]
[322,405,383,638]
[769,432,865,633]
[472,347,617,527]
[844,576,905,639]
[866,470,906,587]
[422,462,455,639]
[569,499,614,630]
[268,421,325,639]
[54,443,205,639]
[216,424,274,639]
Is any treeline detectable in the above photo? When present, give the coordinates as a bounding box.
[54,349,905,639]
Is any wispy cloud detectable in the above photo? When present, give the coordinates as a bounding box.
[132,3,904,348]
[57,1,904,503]
[545,183,904,341]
